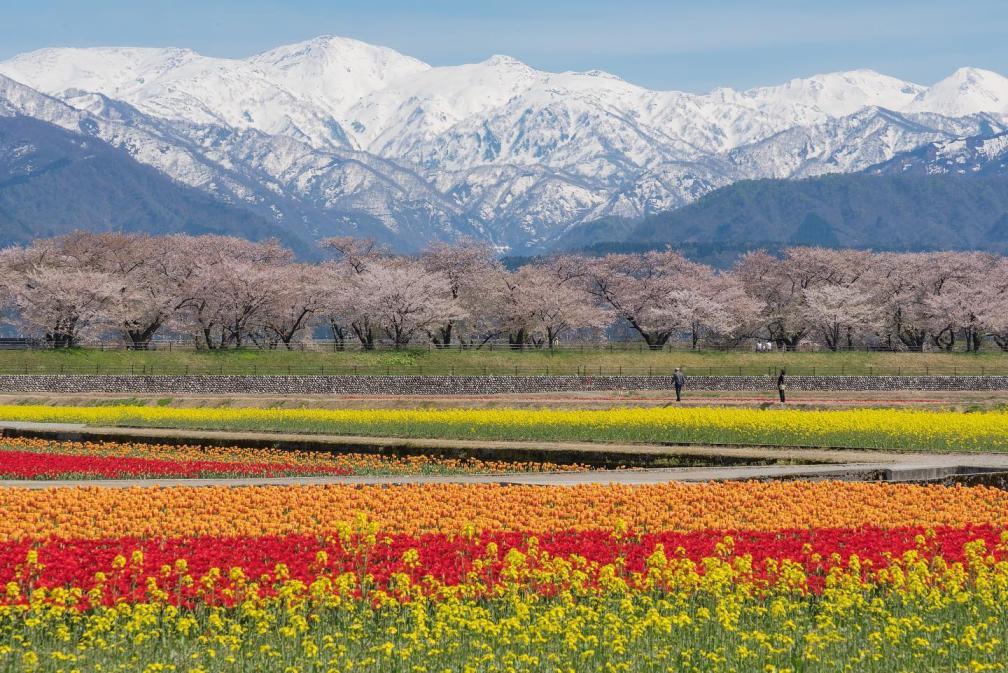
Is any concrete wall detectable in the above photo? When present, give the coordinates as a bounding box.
[0,374,1006,395]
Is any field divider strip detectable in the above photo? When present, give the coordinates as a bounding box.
[0,421,982,468]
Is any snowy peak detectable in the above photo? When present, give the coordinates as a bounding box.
[907,67,1008,117]
[734,70,925,118]
[248,35,430,112]
[343,53,546,149]
[0,47,202,100]
[0,44,358,149]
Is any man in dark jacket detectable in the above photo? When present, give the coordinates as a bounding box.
[673,367,685,402]
[777,369,787,403]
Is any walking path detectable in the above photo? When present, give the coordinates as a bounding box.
[2,421,1008,489]
[3,391,982,410]
[1,460,1006,490]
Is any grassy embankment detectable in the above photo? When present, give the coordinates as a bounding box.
[0,348,1006,376]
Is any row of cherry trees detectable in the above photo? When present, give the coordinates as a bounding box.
[1,232,1006,351]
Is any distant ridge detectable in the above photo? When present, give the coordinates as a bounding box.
[0,115,306,250]
[563,173,1008,265]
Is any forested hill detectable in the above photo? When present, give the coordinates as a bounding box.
[583,173,1008,262]
[0,115,309,252]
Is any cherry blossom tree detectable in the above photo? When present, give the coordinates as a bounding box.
[3,231,1008,355]
[0,244,118,347]
[515,260,610,348]
[315,262,359,350]
[449,265,512,350]
[802,284,879,351]
[319,237,390,350]
[171,237,291,349]
[919,253,1002,352]
[60,232,201,349]
[866,253,930,351]
[983,257,1008,351]
[735,247,875,350]
[421,239,499,347]
[865,252,980,352]
[586,250,705,348]
[258,263,326,349]
[481,268,535,349]
[357,259,462,349]
[652,270,761,349]
[645,259,758,346]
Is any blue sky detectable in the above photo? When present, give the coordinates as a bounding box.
[3,0,1006,91]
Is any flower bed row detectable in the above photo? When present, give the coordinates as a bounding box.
[0,449,353,479]
[3,403,1008,450]
[3,481,1007,541]
[4,524,1005,606]
[0,438,588,479]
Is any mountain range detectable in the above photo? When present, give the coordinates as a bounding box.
[2,36,1008,253]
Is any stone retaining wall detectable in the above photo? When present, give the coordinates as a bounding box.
[0,374,1006,395]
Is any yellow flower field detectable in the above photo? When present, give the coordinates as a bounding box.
[1,403,1006,450]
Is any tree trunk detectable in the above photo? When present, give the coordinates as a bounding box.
[352,322,375,350]
[201,327,215,350]
[964,325,983,352]
[930,326,955,352]
[385,322,408,350]
[821,322,841,352]
[126,318,162,351]
[508,327,528,350]
[899,328,927,352]
[623,316,670,350]
[329,320,347,351]
[432,322,453,348]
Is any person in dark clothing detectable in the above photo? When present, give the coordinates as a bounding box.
[673,367,685,402]
[777,369,787,403]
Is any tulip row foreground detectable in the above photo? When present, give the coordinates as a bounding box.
[3,523,1008,672]
[0,438,586,480]
[4,524,1006,606]
[2,404,1007,451]
[4,481,1008,671]
[3,481,1007,542]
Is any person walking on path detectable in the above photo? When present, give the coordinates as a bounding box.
[777,369,787,403]
[673,367,685,402]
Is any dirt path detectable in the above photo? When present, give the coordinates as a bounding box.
[2,459,1006,490]
[3,390,1006,411]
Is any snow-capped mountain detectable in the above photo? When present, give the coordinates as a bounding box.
[904,68,1008,117]
[248,36,430,114]
[0,44,359,150]
[2,36,1008,251]
[727,108,1006,180]
[0,73,478,248]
